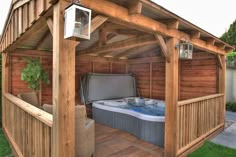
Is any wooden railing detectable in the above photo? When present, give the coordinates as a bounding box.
[176,93,225,156]
[3,93,53,157]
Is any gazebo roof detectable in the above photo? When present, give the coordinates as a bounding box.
[0,0,234,54]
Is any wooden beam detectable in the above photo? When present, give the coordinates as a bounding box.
[102,23,130,31]
[190,31,201,38]
[225,47,235,53]
[13,0,31,10]
[113,47,140,58]
[206,38,216,45]
[2,52,9,128]
[165,38,179,157]
[217,55,223,69]
[46,17,53,35]
[154,33,170,62]
[78,34,156,56]
[98,29,107,47]
[159,19,179,29]
[215,43,226,50]
[5,53,9,67]
[35,30,51,49]
[52,1,79,157]
[90,15,108,33]
[110,29,145,36]
[218,55,226,129]
[128,1,142,15]
[80,0,228,55]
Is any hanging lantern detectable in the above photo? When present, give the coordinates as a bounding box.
[64,1,92,41]
[177,37,193,59]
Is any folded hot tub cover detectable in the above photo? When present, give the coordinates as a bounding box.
[80,73,137,104]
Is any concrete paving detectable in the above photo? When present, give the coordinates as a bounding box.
[211,111,236,149]
[226,111,236,122]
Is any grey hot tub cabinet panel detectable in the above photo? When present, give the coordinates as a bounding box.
[92,106,165,147]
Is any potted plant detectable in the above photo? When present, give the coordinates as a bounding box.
[21,57,50,102]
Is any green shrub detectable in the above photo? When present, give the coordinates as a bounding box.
[226,102,236,112]
[21,57,50,91]
[0,54,2,128]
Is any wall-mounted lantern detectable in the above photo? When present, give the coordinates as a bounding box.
[177,37,193,59]
[64,1,92,41]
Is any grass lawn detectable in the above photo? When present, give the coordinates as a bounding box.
[0,129,12,157]
[1,130,236,157]
[188,141,236,157]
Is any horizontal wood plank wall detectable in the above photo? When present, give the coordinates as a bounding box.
[75,56,127,104]
[9,51,52,105]
[75,56,166,104]
[180,52,218,100]
[41,57,53,104]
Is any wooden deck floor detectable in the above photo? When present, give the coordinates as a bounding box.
[95,123,164,157]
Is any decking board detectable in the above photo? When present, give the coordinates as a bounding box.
[95,123,164,157]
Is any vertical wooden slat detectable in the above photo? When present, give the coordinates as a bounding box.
[18,7,23,35]
[29,0,36,24]
[177,94,225,155]
[46,0,51,10]
[36,0,45,17]
[22,4,29,31]
[10,18,14,43]
[165,37,179,157]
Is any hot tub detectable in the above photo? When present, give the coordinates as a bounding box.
[92,97,165,147]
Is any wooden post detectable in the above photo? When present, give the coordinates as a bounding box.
[219,55,226,123]
[2,52,9,128]
[52,1,79,157]
[165,38,179,157]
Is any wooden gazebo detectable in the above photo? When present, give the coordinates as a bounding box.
[0,0,234,157]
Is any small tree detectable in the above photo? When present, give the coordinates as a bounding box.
[21,57,50,91]
[226,52,236,67]
[220,19,236,46]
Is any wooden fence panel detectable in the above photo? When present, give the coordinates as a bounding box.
[3,93,52,157]
[177,94,225,156]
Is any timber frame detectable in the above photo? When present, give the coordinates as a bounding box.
[0,0,234,157]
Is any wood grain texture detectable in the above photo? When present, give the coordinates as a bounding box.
[95,123,164,157]
[52,1,78,157]
[180,52,218,100]
[164,38,179,157]
[176,94,225,156]
[3,93,52,157]
[9,52,52,105]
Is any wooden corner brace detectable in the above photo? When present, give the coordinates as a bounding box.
[154,33,170,62]
[217,55,223,69]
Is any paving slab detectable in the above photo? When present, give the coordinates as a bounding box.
[226,111,236,122]
[211,111,236,149]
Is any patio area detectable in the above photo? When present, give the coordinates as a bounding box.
[95,123,164,157]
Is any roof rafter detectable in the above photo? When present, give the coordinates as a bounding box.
[154,33,169,62]
[80,0,232,55]
[78,34,156,56]
[128,1,142,15]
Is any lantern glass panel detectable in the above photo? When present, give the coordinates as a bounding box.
[74,8,90,38]
[179,42,193,59]
[64,4,91,40]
